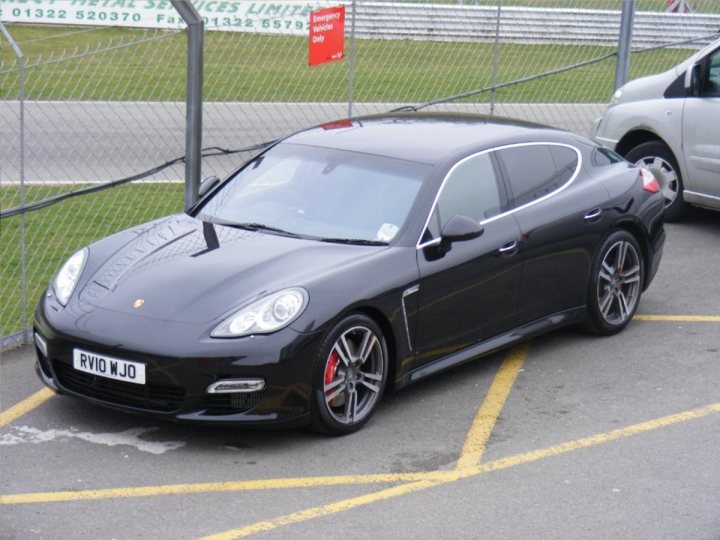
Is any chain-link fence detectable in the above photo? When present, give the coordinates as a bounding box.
[1,0,719,346]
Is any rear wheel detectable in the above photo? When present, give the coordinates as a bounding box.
[310,314,388,435]
[625,141,686,221]
[584,230,644,336]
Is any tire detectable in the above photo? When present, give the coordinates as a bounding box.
[625,140,686,222]
[310,314,388,435]
[584,230,644,336]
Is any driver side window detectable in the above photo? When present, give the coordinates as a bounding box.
[702,49,720,96]
[423,153,502,242]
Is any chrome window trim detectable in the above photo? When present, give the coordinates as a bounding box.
[401,284,420,351]
[419,238,442,248]
[416,142,583,250]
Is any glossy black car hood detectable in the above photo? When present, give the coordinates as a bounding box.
[78,214,382,325]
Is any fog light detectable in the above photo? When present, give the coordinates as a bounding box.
[207,379,265,394]
[34,332,48,358]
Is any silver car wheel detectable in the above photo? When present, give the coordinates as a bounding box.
[597,240,641,326]
[635,155,678,208]
[322,325,385,425]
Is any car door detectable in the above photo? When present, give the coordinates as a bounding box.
[412,151,522,370]
[495,143,608,325]
[683,46,720,201]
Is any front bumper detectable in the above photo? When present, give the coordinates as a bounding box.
[33,297,325,427]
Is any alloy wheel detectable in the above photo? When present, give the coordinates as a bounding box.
[322,325,385,425]
[596,240,641,326]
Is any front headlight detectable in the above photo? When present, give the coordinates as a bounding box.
[610,88,623,105]
[53,247,88,306]
[211,287,308,338]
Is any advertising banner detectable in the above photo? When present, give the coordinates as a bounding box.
[0,1,342,35]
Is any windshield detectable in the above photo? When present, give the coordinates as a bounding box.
[198,143,429,243]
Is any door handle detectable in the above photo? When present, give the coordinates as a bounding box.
[498,240,518,255]
[584,208,602,222]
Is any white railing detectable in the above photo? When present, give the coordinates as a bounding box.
[353,3,720,48]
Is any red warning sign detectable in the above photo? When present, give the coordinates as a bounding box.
[309,6,345,66]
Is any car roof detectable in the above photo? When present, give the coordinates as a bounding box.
[282,112,570,165]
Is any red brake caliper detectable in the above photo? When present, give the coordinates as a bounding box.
[324,351,340,386]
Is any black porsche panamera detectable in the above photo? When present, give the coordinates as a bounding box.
[34,113,665,434]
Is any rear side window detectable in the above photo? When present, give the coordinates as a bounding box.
[498,144,579,208]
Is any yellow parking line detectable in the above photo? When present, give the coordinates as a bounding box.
[0,388,55,428]
[0,472,451,505]
[2,343,528,505]
[455,343,529,470]
[634,315,720,322]
[1,343,528,508]
[2,402,717,513]
[200,402,720,539]
[476,402,720,474]
[200,478,452,540]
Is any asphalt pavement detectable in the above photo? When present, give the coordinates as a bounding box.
[1,209,718,539]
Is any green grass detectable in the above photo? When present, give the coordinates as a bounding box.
[1,183,184,337]
[1,24,691,103]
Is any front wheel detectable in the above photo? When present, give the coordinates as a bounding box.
[310,314,388,435]
[584,231,644,336]
[625,140,686,222]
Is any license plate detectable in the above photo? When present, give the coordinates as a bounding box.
[73,349,146,385]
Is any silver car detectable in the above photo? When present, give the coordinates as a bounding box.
[592,38,720,220]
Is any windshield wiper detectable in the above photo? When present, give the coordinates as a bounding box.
[319,238,388,246]
[224,222,303,239]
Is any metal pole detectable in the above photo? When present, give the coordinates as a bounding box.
[614,0,635,91]
[490,0,502,115]
[171,1,203,210]
[347,1,357,118]
[1,21,29,344]
[18,57,28,343]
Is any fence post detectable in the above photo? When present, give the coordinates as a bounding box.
[615,0,635,91]
[490,0,502,114]
[348,0,357,118]
[171,1,204,211]
[0,22,29,344]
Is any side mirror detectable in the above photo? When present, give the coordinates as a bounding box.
[684,63,701,97]
[441,215,484,244]
[422,215,484,261]
[198,176,220,197]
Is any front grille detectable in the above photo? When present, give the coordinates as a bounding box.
[204,391,264,415]
[54,361,185,413]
